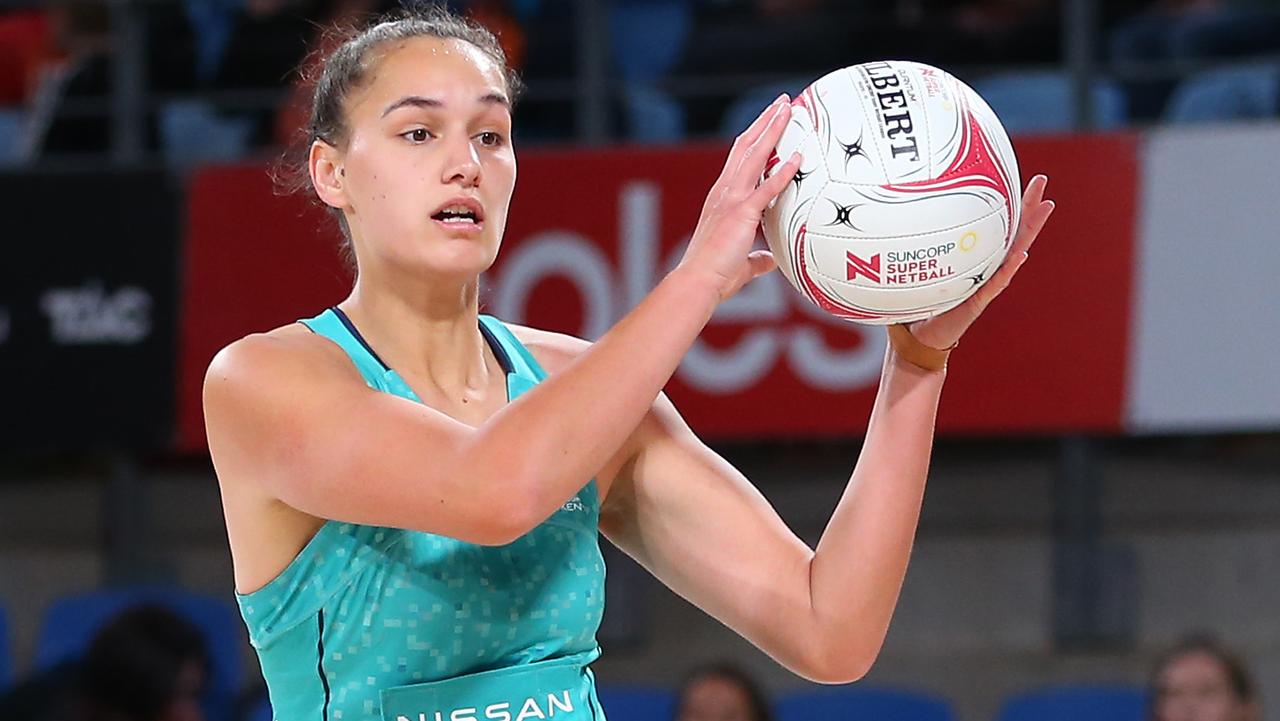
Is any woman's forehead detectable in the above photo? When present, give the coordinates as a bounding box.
[366,36,506,101]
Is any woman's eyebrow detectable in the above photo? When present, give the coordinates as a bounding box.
[381,92,510,118]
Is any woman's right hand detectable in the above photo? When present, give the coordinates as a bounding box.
[675,94,802,302]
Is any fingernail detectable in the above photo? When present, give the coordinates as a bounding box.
[773,93,787,105]
[790,151,802,163]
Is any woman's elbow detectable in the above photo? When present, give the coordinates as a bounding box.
[794,634,881,685]
[463,481,546,546]
[805,657,875,685]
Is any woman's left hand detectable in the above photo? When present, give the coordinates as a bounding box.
[907,174,1056,350]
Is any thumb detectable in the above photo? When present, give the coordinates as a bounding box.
[747,249,776,278]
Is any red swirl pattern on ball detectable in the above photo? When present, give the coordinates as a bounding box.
[881,91,1016,231]
[792,222,888,321]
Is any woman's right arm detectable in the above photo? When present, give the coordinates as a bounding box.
[203,95,800,546]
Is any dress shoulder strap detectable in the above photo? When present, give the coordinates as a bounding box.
[298,307,390,387]
[478,315,548,382]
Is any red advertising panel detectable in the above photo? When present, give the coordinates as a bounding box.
[490,135,1139,437]
[177,166,352,451]
[934,133,1138,434]
[177,134,1138,449]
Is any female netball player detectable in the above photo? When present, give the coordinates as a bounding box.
[203,7,1054,721]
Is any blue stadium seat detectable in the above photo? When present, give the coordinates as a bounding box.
[721,79,809,138]
[972,71,1128,133]
[609,1,691,141]
[996,685,1147,721]
[775,687,957,721]
[0,109,27,165]
[1164,63,1280,124]
[609,1,691,83]
[620,85,685,142]
[35,587,244,721]
[158,100,253,163]
[595,684,676,721]
[0,604,11,691]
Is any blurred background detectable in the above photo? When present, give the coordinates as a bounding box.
[1,0,1279,720]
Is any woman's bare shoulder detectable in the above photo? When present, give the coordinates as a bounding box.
[502,322,594,375]
[203,321,363,412]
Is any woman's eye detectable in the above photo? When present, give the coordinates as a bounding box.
[404,128,430,143]
[477,131,504,147]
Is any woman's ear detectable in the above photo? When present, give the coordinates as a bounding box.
[310,139,348,210]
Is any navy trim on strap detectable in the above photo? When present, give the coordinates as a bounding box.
[477,318,516,376]
[477,315,546,381]
[317,609,331,721]
[330,307,391,372]
[329,307,516,377]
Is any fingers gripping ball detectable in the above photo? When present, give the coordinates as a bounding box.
[761,61,1022,325]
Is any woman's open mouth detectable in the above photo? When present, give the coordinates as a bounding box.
[430,198,485,234]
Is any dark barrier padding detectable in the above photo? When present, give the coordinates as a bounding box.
[0,170,178,452]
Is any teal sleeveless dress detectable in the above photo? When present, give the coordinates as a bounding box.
[235,308,608,721]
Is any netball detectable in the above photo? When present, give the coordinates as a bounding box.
[762,60,1022,325]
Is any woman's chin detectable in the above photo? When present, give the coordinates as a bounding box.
[404,244,498,281]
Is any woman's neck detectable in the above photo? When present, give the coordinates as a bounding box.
[339,272,499,399]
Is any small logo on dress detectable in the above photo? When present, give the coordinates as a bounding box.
[561,496,586,513]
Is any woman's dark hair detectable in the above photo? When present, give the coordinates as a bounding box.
[675,663,774,721]
[1148,635,1257,720]
[81,604,209,721]
[275,3,524,265]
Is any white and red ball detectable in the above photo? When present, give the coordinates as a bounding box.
[761,61,1021,325]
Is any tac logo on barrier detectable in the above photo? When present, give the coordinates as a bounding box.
[40,281,152,345]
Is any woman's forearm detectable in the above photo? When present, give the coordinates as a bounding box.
[472,267,721,520]
[805,348,947,672]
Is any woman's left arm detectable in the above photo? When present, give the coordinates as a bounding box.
[599,177,1055,684]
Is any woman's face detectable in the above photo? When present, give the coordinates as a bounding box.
[1154,651,1255,721]
[158,659,206,721]
[677,676,757,721]
[319,35,516,281]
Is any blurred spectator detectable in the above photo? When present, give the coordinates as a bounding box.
[22,0,115,157]
[271,0,390,149]
[0,604,209,721]
[677,0,857,77]
[461,0,527,71]
[1110,0,1280,118]
[947,0,1061,64]
[17,0,196,157]
[2,0,201,160]
[674,664,773,721]
[675,0,868,134]
[211,0,317,90]
[1149,635,1260,721]
[0,8,51,106]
